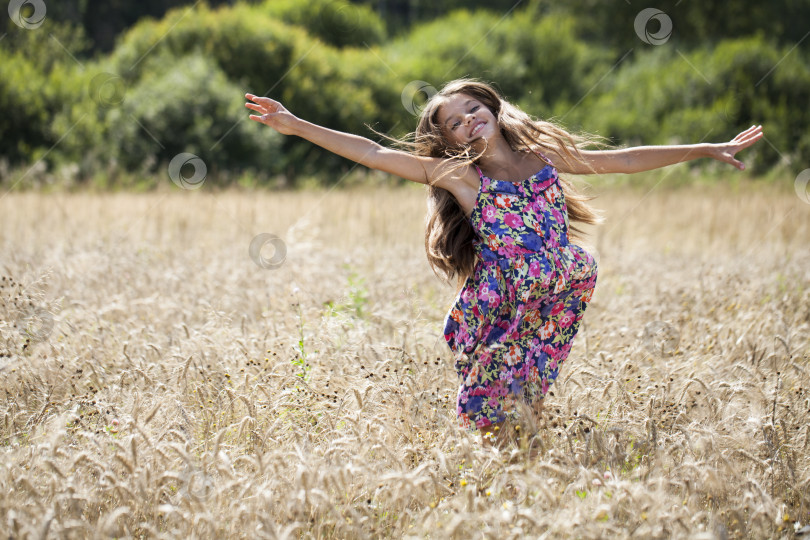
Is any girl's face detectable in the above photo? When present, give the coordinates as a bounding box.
[436,93,498,149]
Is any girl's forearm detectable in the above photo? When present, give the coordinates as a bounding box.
[291,118,383,168]
[617,143,712,173]
[287,118,439,184]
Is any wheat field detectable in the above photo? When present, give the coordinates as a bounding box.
[1,177,809,539]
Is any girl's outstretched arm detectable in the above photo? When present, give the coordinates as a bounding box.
[244,93,470,189]
[547,125,764,175]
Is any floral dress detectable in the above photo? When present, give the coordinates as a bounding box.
[442,153,598,431]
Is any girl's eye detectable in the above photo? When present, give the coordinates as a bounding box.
[449,104,479,130]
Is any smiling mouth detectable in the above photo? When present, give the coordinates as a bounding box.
[470,122,485,137]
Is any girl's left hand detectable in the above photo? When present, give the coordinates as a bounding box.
[707,125,764,170]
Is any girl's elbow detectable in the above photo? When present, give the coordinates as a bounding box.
[364,144,388,170]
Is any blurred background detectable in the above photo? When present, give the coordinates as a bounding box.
[1,0,808,191]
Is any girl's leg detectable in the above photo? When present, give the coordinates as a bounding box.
[480,401,548,450]
[532,399,546,425]
[480,421,512,449]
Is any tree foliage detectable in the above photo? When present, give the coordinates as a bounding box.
[1,0,808,188]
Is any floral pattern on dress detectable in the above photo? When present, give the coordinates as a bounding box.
[443,154,598,431]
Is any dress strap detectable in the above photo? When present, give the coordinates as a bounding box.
[535,149,554,167]
[473,164,484,178]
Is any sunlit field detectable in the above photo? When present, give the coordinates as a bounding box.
[1,177,809,539]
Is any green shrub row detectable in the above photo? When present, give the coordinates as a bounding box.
[1,2,807,189]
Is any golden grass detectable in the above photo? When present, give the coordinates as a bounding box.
[1,179,809,539]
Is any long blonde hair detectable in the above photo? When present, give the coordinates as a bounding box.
[396,78,608,290]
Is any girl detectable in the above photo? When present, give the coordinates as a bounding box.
[245,79,763,448]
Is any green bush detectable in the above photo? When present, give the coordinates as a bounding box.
[0,21,92,171]
[106,1,403,184]
[382,10,613,118]
[102,51,282,184]
[260,0,386,48]
[104,2,387,183]
[2,2,808,188]
[561,36,810,172]
[0,48,89,172]
[108,3,314,98]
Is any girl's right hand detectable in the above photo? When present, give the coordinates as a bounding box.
[245,93,300,136]
[704,124,764,170]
